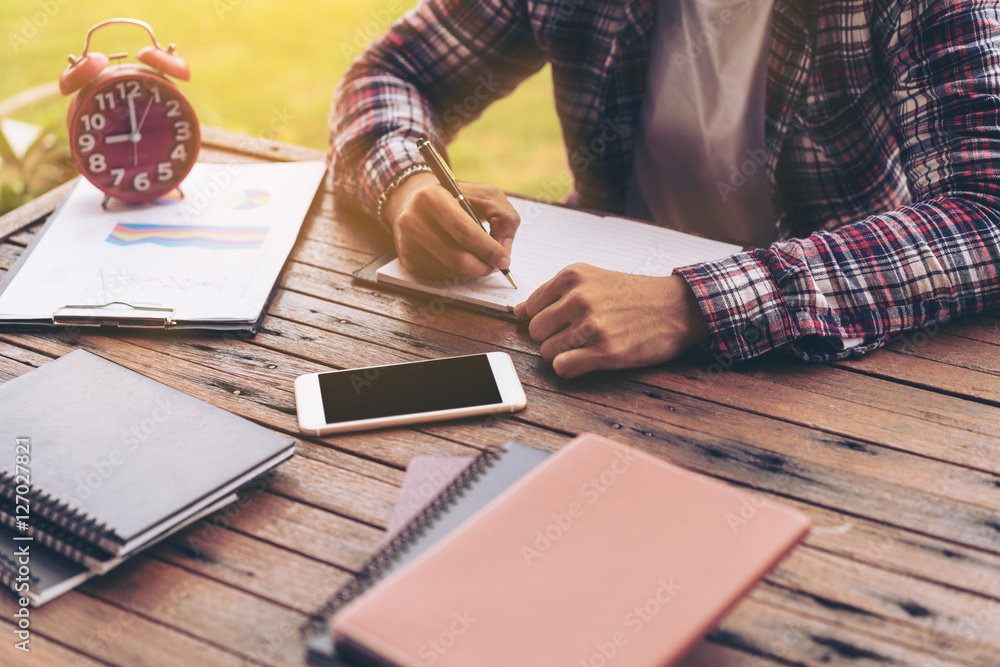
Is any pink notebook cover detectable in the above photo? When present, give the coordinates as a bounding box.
[334,433,810,667]
[384,455,474,542]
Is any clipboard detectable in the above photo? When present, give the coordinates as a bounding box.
[0,160,326,332]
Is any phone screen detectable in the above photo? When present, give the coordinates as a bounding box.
[319,354,503,424]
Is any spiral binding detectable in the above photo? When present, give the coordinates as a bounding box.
[0,471,117,556]
[0,502,115,568]
[302,446,505,637]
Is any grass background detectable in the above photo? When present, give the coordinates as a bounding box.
[0,0,570,201]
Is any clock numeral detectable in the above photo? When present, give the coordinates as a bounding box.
[157,162,174,182]
[115,81,141,100]
[165,100,182,118]
[94,92,116,111]
[149,86,161,104]
[173,121,191,141]
[80,113,106,132]
[88,153,106,173]
[110,169,125,187]
[170,144,188,162]
[77,134,95,153]
[134,172,151,192]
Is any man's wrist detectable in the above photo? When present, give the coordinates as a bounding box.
[377,165,434,229]
[672,275,711,349]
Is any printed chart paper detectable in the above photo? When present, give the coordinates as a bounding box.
[0,160,326,328]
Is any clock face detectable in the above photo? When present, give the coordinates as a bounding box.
[68,66,199,202]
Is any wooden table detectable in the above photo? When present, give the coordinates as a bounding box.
[1,130,999,667]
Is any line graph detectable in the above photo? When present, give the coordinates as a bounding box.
[106,223,269,250]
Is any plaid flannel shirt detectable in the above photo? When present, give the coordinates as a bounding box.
[330,0,1000,362]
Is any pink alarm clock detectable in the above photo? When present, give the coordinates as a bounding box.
[59,18,200,205]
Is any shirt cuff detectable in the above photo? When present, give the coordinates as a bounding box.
[675,251,798,361]
[359,133,430,221]
[676,251,887,362]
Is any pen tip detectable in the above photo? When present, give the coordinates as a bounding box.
[505,272,518,289]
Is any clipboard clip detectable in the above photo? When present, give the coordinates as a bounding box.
[52,302,176,328]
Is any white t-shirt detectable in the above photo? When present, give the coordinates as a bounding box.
[626,0,777,247]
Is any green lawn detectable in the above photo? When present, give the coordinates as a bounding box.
[1,0,569,200]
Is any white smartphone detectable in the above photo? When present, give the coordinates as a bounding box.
[294,352,527,435]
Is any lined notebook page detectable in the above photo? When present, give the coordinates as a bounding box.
[376,197,743,311]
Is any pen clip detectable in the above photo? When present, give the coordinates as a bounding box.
[416,138,459,189]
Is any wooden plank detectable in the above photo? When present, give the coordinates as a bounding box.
[0,590,258,666]
[783,495,1000,598]
[940,314,1000,346]
[722,357,1000,440]
[81,557,311,666]
[639,354,1000,473]
[0,179,73,242]
[150,523,352,615]
[762,547,1000,664]
[832,348,1000,405]
[219,491,380,572]
[707,593,971,666]
[0,618,106,666]
[268,454,397,528]
[200,125,324,163]
[883,329,1000,376]
[0,242,23,271]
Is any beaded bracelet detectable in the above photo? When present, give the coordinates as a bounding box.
[375,164,434,230]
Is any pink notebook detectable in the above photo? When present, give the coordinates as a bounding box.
[333,433,810,667]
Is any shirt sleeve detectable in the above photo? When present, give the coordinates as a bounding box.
[329,0,547,221]
[676,1,1000,362]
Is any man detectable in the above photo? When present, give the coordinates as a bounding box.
[330,0,1000,378]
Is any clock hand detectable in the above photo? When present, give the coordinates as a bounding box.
[127,94,137,134]
[132,97,154,166]
[105,133,133,144]
[134,97,154,135]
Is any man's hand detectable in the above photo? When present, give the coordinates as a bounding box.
[384,172,520,281]
[513,265,710,378]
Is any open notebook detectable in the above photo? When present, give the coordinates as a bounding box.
[366,197,743,311]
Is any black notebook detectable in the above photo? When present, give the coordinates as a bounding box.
[304,442,551,666]
[0,494,235,606]
[0,350,295,591]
